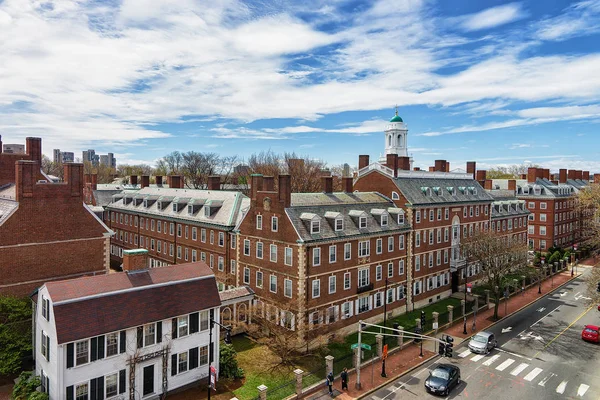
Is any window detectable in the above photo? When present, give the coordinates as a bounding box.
[415,231,421,247]
[375,292,383,308]
[312,279,320,298]
[381,214,388,226]
[177,224,182,237]
[528,225,534,234]
[191,227,198,241]
[540,214,547,222]
[335,218,344,231]
[540,226,547,235]
[437,229,441,243]
[397,212,405,224]
[204,206,211,217]
[218,256,224,271]
[399,235,405,250]
[358,296,369,313]
[106,373,118,397]
[244,239,250,256]
[76,383,88,400]
[106,332,119,357]
[392,191,400,200]
[444,249,448,264]
[219,232,224,247]
[210,231,214,244]
[256,242,263,259]
[528,202,535,209]
[243,267,250,284]
[192,250,197,262]
[271,216,278,232]
[329,245,336,263]
[311,219,320,234]
[157,221,161,233]
[178,352,188,374]
[415,255,421,271]
[358,240,370,257]
[329,276,336,294]
[429,209,434,221]
[270,275,277,293]
[270,244,277,262]
[359,216,367,228]
[284,247,293,266]
[210,254,214,268]
[230,260,236,274]
[41,296,50,321]
[230,234,236,249]
[387,262,393,278]
[436,251,441,266]
[476,206,480,216]
[178,315,189,337]
[344,243,351,260]
[344,272,351,290]
[444,227,449,242]
[41,331,49,360]
[463,207,467,218]
[256,271,263,288]
[76,340,88,366]
[398,260,405,275]
[437,209,442,220]
[376,238,383,254]
[428,252,434,268]
[177,246,182,259]
[540,202,547,209]
[429,230,434,245]
[284,279,292,298]
[469,206,473,217]
[144,323,157,347]
[376,265,382,281]
[541,239,547,249]
[387,288,394,304]
[445,208,449,220]
[388,236,394,252]
[313,247,321,266]
[416,210,421,223]
[256,215,263,229]
[358,268,369,287]
[201,228,206,242]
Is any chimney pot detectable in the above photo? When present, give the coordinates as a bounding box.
[122,249,148,272]
[278,174,291,207]
[130,175,138,186]
[208,175,221,191]
[141,175,150,188]
[342,177,353,193]
[155,176,163,186]
[358,155,370,170]
[466,161,476,179]
[322,176,333,193]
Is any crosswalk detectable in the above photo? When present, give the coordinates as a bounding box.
[457,348,592,397]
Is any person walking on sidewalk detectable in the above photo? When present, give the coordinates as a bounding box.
[341,368,349,391]
[326,371,334,396]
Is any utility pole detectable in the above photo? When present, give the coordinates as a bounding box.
[207,314,232,400]
[355,321,362,389]
[381,278,388,377]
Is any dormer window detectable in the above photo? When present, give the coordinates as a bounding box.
[143,199,149,208]
[381,214,388,226]
[311,220,320,234]
[204,206,211,217]
[187,204,193,215]
[359,216,367,229]
[447,187,456,196]
[335,218,343,231]
[398,213,404,224]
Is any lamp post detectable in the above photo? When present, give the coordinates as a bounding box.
[207,317,232,400]
[381,277,388,378]
[463,267,468,335]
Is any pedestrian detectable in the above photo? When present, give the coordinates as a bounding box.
[341,367,348,390]
[326,371,334,396]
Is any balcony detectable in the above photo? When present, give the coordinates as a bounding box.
[357,283,374,294]
[358,163,394,178]
[450,257,466,272]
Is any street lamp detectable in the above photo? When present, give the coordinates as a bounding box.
[463,267,468,335]
[381,277,389,378]
[207,317,232,400]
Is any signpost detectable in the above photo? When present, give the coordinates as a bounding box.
[382,344,388,360]
[351,343,372,351]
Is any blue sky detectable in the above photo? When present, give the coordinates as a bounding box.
[1,0,599,171]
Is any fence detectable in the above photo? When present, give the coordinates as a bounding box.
[265,379,297,400]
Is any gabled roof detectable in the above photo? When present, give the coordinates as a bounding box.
[516,178,581,198]
[392,175,493,206]
[45,262,220,344]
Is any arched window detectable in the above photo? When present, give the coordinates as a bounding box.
[397,134,402,145]
[221,307,232,327]
[392,191,400,200]
[388,135,392,146]
[238,303,247,322]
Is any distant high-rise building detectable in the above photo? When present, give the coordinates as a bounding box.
[61,152,74,163]
[82,149,99,166]
[2,144,25,154]
[99,153,117,168]
[53,149,61,163]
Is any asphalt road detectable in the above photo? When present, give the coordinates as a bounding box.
[367,268,600,400]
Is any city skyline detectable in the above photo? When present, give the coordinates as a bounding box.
[1,0,599,170]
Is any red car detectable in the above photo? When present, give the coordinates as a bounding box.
[582,325,600,343]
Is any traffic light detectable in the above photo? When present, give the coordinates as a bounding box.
[438,341,446,356]
[444,335,454,358]
[224,328,232,344]
[420,311,426,329]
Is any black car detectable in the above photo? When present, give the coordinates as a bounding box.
[424,364,461,396]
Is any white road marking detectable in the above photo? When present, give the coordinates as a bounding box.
[496,359,515,371]
[496,348,533,361]
[531,305,561,327]
[459,349,471,358]
[482,354,500,366]
[538,373,556,387]
[537,307,546,312]
[577,384,589,397]
[524,367,543,382]
[470,354,485,362]
[510,363,529,376]
[556,381,568,394]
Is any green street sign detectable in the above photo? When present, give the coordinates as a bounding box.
[351,343,372,351]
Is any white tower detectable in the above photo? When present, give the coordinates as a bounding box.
[379,108,411,164]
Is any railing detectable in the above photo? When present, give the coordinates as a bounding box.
[450,258,466,271]
[357,283,374,294]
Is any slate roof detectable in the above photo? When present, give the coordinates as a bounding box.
[93,189,123,207]
[46,262,220,344]
[219,286,255,303]
[286,192,410,243]
[107,187,249,229]
[516,178,582,198]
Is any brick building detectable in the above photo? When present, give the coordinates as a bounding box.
[0,138,112,296]
[487,189,529,244]
[105,178,249,290]
[235,174,411,340]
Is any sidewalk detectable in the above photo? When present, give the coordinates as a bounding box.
[317,269,578,400]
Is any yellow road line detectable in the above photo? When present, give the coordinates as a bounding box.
[533,304,594,359]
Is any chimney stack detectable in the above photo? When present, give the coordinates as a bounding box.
[169,175,184,189]
[543,169,550,180]
[122,249,148,272]
[595,174,600,184]
[141,175,150,188]
[84,174,91,185]
[434,160,448,172]
[358,155,370,170]
[16,160,36,202]
[251,174,263,201]
[567,170,576,180]
[527,167,538,183]
[428,166,435,172]
[507,179,516,191]
[386,154,399,177]
[262,176,275,191]
[25,137,42,162]
[342,177,353,193]
[575,170,583,180]
[0,134,2,153]
[559,169,567,183]
[130,175,138,186]
[278,174,291,207]
[208,175,221,191]
[583,171,590,181]
[91,174,98,190]
[63,162,84,198]
[155,175,163,186]
[413,167,421,171]
[322,176,333,193]
[398,156,410,171]
[484,179,493,190]
[476,170,487,181]
[466,161,476,179]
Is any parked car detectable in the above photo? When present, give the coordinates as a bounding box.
[424,364,461,396]
[582,325,600,343]
[468,331,497,354]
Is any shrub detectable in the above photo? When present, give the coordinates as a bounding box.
[219,343,245,379]
[11,371,48,400]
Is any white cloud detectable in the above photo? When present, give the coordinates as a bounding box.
[535,0,600,41]
[459,3,526,31]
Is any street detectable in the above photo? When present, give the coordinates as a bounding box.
[367,269,600,400]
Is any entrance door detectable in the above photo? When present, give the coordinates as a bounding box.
[143,365,155,396]
[451,271,459,293]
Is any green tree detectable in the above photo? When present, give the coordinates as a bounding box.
[0,296,32,375]
[10,371,48,400]
[219,343,244,379]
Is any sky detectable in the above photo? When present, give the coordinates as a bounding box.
[1,0,599,172]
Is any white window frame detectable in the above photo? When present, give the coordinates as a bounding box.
[256,215,263,230]
[344,243,351,260]
[270,244,277,262]
[329,245,336,263]
[312,279,320,298]
[271,216,278,232]
[270,274,277,293]
[344,272,351,290]
[284,279,292,298]
[284,247,293,266]
[329,276,336,294]
[313,247,321,266]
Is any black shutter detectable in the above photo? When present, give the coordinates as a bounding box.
[47,300,51,322]
[190,312,199,334]
[90,377,97,400]
[91,337,98,362]
[66,385,74,400]
[46,335,50,362]
[119,331,126,354]
[137,326,143,348]
[171,354,177,376]
[66,343,74,368]
[46,377,49,396]
[97,335,105,360]
[189,347,199,369]
[156,322,162,343]
[119,369,126,394]
[97,375,104,400]
[172,318,178,339]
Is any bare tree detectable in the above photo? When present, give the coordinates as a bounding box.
[41,155,64,180]
[461,230,528,320]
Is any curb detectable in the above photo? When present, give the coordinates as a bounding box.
[356,271,580,399]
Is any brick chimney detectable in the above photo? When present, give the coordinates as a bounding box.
[428,166,435,172]
[484,179,493,190]
[208,175,221,191]
[413,167,421,171]
[466,161,476,179]
[358,155,370,170]
[322,176,333,193]
[434,160,448,172]
[342,177,353,193]
[63,163,84,198]
[278,174,291,207]
[262,176,275,191]
[90,174,98,190]
[508,179,516,191]
[543,169,550,180]
[527,167,538,183]
[386,154,398,177]
[130,175,138,186]
[170,175,184,188]
[0,134,2,153]
[25,137,42,162]
[84,174,91,185]
[122,249,148,272]
[251,174,263,201]
[16,160,36,201]
[567,170,576,180]
[583,171,590,181]
[575,170,583,180]
[559,169,567,183]
[595,174,600,184]
[155,175,163,186]
[476,170,487,181]
[398,156,410,171]
[141,175,150,188]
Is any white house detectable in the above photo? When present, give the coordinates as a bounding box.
[33,260,221,400]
